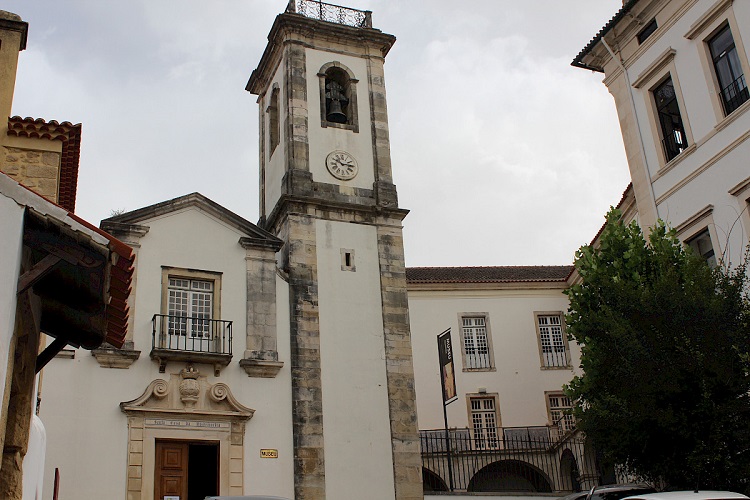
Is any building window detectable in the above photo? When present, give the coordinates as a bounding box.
[637,18,658,45]
[653,76,688,162]
[469,396,499,450]
[157,267,226,355]
[460,315,493,370]
[267,85,280,155]
[536,313,568,368]
[709,25,749,115]
[547,392,575,434]
[687,229,717,267]
[317,61,359,132]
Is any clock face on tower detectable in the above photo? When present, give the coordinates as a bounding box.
[325,150,358,180]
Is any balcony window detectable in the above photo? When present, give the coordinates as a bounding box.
[547,392,575,434]
[470,396,499,450]
[653,76,688,162]
[709,25,749,115]
[151,269,232,375]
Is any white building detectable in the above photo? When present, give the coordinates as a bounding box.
[573,0,750,265]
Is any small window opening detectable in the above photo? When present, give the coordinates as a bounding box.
[340,248,355,271]
[268,86,280,155]
[637,18,658,45]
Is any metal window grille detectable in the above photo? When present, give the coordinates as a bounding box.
[471,397,499,449]
[462,317,491,369]
[538,314,567,367]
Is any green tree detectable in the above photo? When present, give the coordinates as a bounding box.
[565,208,750,491]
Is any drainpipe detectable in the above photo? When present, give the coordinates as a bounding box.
[600,36,659,226]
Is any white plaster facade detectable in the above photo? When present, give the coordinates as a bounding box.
[39,199,296,499]
[574,0,750,266]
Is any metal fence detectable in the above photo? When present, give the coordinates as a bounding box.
[152,314,232,355]
[420,426,597,493]
[287,0,372,28]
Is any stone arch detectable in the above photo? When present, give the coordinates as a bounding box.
[467,459,553,493]
[560,448,582,492]
[317,61,359,131]
[422,467,448,492]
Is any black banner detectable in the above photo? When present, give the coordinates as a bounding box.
[437,328,457,404]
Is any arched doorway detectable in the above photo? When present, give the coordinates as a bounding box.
[560,448,581,492]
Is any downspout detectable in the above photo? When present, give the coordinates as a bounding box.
[600,36,659,226]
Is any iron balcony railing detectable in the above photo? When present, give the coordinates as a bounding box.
[287,0,372,28]
[720,73,749,115]
[661,127,688,162]
[152,314,232,355]
[420,426,597,493]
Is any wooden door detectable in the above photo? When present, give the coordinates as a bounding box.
[155,441,188,500]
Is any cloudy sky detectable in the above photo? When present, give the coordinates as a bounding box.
[7,0,630,267]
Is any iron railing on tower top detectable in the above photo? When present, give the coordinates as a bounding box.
[286,0,373,28]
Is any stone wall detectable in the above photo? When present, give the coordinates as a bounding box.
[1,147,60,203]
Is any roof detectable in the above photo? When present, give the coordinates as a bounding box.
[7,116,82,212]
[406,266,574,284]
[572,0,640,71]
[102,192,284,251]
[1,171,134,348]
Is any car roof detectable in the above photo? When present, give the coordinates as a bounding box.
[622,492,749,500]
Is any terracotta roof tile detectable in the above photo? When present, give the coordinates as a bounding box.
[7,116,82,213]
[406,265,574,284]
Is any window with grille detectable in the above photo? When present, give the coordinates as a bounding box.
[470,397,499,449]
[709,25,749,116]
[461,316,492,369]
[537,313,568,368]
[548,393,575,433]
[168,278,213,339]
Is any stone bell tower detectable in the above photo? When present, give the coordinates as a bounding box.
[247,1,422,499]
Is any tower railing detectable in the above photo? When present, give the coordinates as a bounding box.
[287,0,372,28]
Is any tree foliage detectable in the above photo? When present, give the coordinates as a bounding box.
[565,209,750,491]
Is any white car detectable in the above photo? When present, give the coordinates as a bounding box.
[622,492,749,500]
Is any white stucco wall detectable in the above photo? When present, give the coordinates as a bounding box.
[604,0,750,266]
[40,206,294,499]
[316,219,396,500]
[409,287,579,431]
[306,49,375,190]
[0,192,24,428]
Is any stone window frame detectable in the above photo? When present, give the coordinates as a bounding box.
[674,205,721,267]
[161,267,223,320]
[685,0,750,125]
[633,50,696,170]
[545,390,575,434]
[318,61,359,133]
[457,312,496,372]
[266,83,280,158]
[534,311,570,370]
[465,392,502,450]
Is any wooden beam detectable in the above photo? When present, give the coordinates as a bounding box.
[16,254,61,295]
[35,337,67,373]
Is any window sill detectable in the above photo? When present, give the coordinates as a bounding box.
[715,97,750,133]
[321,120,359,133]
[540,365,572,371]
[150,348,232,377]
[462,367,496,373]
[654,143,697,180]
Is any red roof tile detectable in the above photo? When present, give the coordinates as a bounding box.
[406,265,574,284]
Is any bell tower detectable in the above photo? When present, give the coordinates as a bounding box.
[247,1,422,499]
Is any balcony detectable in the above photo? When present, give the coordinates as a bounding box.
[420,426,597,494]
[720,74,750,115]
[287,0,372,28]
[150,314,233,376]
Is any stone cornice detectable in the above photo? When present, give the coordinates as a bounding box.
[247,12,395,95]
